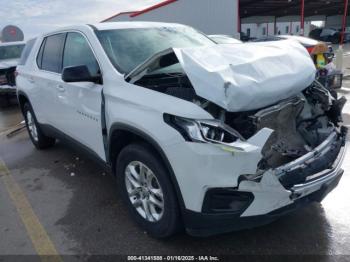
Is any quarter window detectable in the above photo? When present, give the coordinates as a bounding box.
[63,32,100,76]
[36,38,46,68]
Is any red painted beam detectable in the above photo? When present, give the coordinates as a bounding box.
[130,0,178,17]
[341,0,349,45]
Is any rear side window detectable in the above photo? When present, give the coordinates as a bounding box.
[63,32,100,76]
[18,38,36,65]
[38,33,66,73]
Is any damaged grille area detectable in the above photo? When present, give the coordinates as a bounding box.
[253,97,307,168]
[278,127,347,189]
[224,83,347,182]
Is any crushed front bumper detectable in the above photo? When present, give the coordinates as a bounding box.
[183,128,347,237]
[184,171,342,236]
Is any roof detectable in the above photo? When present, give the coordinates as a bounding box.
[94,21,185,30]
[30,22,187,39]
[240,0,347,18]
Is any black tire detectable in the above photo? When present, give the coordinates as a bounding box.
[331,35,340,44]
[116,143,182,238]
[23,103,56,149]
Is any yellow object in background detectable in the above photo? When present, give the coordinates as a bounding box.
[316,53,326,69]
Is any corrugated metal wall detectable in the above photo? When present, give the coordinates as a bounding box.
[106,0,238,37]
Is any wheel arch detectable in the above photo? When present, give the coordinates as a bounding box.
[108,123,186,211]
[17,90,30,114]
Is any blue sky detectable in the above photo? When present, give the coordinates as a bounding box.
[0,0,161,40]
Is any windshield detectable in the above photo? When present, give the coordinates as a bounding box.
[96,26,214,74]
[0,44,25,60]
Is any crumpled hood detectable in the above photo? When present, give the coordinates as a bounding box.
[0,59,19,70]
[126,40,316,112]
[173,40,316,112]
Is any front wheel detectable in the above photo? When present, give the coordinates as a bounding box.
[23,103,56,149]
[116,144,182,238]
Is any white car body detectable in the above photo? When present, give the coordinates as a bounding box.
[16,22,347,237]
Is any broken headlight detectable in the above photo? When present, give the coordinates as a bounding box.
[164,114,240,144]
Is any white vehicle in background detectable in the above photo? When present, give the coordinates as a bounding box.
[16,22,347,238]
[209,34,242,44]
[0,41,25,106]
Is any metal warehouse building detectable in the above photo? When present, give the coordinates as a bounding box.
[102,0,240,38]
[102,0,349,43]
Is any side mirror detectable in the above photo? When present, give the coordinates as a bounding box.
[62,65,102,84]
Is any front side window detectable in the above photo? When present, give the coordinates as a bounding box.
[63,32,100,76]
[40,33,66,73]
[0,44,25,60]
[96,26,214,74]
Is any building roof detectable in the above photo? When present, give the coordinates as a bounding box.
[102,0,178,22]
[130,0,178,17]
[240,0,346,18]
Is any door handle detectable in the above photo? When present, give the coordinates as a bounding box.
[56,85,66,92]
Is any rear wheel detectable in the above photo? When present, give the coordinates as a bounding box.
[116,143,182,238]
[23,103,55,149]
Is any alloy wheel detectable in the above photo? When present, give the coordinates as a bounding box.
[125,161,164,222]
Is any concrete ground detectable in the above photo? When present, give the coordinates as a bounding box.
[1,63,350,261]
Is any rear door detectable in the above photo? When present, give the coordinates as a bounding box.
[56,32,105,160]
[33,33,66,125]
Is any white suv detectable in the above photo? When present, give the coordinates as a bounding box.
[16,22,347,238]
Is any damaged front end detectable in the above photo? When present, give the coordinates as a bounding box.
[213,81,347,216]
[230,82,347,176]
[126,41,347,219]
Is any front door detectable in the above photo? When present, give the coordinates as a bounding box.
[56,32,105,160]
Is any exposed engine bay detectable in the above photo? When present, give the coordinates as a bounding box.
[134,71,347,176]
